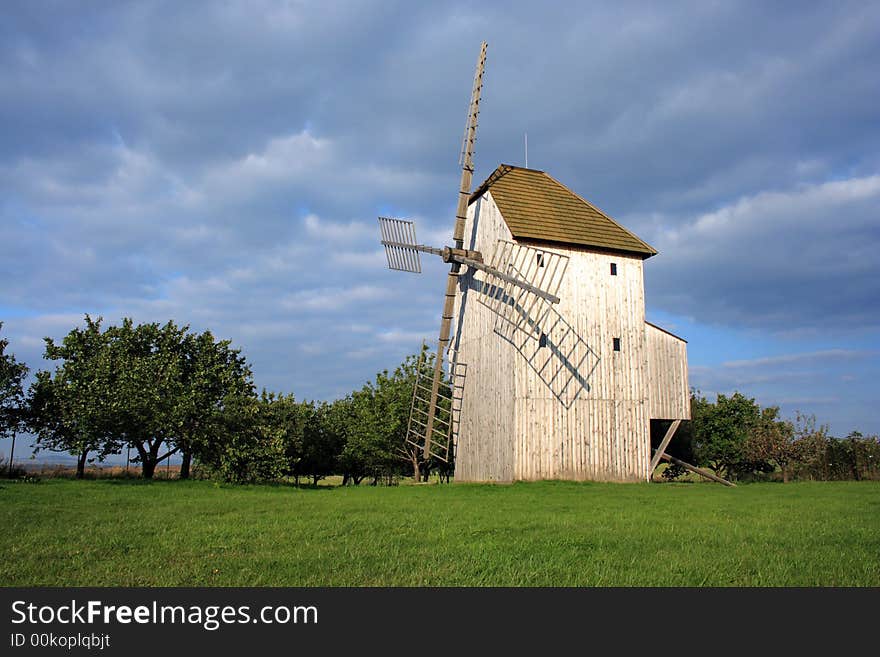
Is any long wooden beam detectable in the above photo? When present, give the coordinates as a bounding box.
[453,255,561,304]
[659,453,736,487]
[422,41,488,459]
[649,419,681,473]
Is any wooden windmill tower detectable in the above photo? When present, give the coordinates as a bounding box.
[379,43,694,483]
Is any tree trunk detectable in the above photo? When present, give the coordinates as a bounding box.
[142,458,156,479]
[782,464,789,483]
[8,431,16,476]
[411,456,420,483]
[341,473,349,486]
[179,451,192,480]
[76,449,88,479]
[312,475,320,486]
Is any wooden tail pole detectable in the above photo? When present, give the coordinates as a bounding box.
[649,419,680,473]
[423,41,487,458]
[659,453,737,487]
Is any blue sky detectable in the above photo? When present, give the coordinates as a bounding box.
[1,0,878,466]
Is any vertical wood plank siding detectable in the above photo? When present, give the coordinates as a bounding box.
[646,323,691,420]
[454,191,689,483]
[452,192,517,481]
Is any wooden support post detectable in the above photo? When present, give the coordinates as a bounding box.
[649,419,681,474]
[659,453,736,487]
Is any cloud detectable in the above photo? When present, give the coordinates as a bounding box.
[1,0,878,431]
[282,285,390,312]
[721,349,876,369]
[644,175,880,331]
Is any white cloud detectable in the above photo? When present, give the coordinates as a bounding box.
[721,349,875,369]
[646,174,880,330]
[303,214,370,241]
[281,285,389,312]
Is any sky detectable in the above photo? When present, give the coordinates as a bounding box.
[2,0,879,465]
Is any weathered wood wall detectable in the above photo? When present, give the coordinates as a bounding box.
[512,240,650,482]
[645,323,691,420]
[452,192,517,481]
[454,191,656,482]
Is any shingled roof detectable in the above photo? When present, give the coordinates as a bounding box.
[470,164,657,258]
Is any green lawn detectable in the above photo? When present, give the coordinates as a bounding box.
[1,478,878,586]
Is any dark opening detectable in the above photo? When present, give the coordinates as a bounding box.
[613,337,621,351]
[536,252,545,268]
[539,333,548,348]
[610,262,617,276]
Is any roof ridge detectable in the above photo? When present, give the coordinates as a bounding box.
[468,164,657,258]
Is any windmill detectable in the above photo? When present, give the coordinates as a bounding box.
[378,42,584,465]
[378,43,698,485]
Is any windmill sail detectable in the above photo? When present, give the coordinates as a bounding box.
[419,41,487,459]
[405,344,467,463]
[476,240,569,341]
[378,217,423,273]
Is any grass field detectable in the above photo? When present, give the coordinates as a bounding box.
[1,478,878,586]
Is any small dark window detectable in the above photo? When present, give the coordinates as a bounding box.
[539,333,548,348]
[536,252,545,268]
[610,263,617,276]
[613,337,621,351]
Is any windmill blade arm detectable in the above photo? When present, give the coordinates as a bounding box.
[380,241,445,258]
[452,254,561,304]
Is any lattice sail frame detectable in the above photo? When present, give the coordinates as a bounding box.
[476,240,598,406]
[405,345,467,463]
[477,240,568,339]
[499,304,599,406]
[378,216,421,273]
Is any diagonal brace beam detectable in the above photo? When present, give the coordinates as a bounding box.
[649,419,681,473]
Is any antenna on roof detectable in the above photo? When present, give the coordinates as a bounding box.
[524,132,528,168]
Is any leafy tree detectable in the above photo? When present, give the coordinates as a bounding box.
[1,323,29,474]
[342,363,418,485]
[325,396,366,485]
[789,412,831,481]
[392,348,431,482]
[744,406,796,482]
[199,393,287,484]
[102,319,189,478]
[331,349,455,485]
[98,319,254,479]
[30,316,118,478]
[30,316,254,479]
[297,401,343,486]
[173,329,254,478]
[691,391,761,480]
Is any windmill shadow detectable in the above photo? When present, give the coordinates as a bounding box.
[468,276,599,407]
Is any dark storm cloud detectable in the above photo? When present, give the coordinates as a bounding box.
[1,0,878,404]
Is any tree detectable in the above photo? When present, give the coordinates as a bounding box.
[325,396,365,485]
[102,319,189,479]
[691,391,761,480]
[30,316,254,479]
[789,412,830,481]
[30,316,118,478]
[1,323,29,474]
[297,401,342,486]
[173,329,253,479]
[744,406,796,482]
[198,393,287,484]
[341,364,416,485]
[100,319,254,479]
